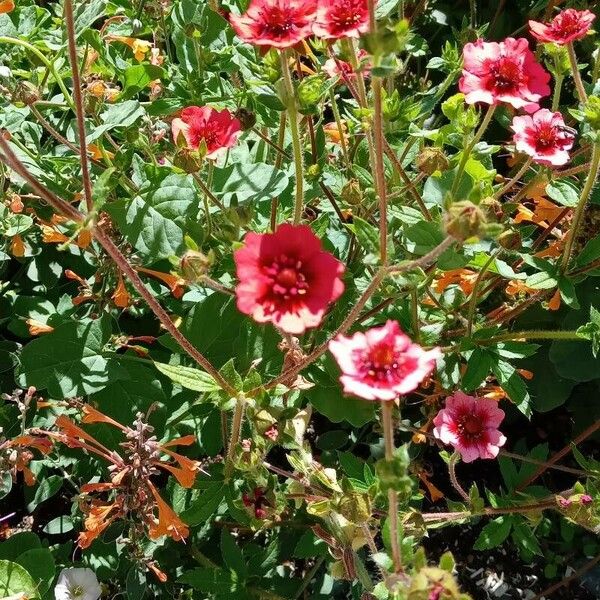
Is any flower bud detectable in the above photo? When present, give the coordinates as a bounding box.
[172,149,203,173]
[340,179,363,206]
[584,95,600,131]
[180,250,212,282]
[497,230,522,250]
[13,82,40,106]
[297,74,326,115]
[416,147,450,175]
[444,200,487,241]
[234,108,257,131]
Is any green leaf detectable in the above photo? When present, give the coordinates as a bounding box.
[121,64,166,100]
[0,533,41,561]
[27,475,62,512]
[14,549,55,595]
[107,171,198,261]
[211,163,289,205]
[0,560,39,598]
[404,221,444,255]
[491,359,531,417]
[473,517,512,550]
[42,516,73,535]
[462,348,493,391]
[293,531,328,558]
[524,271,558,290]
[126,567,148,600]
[17,315,124,397]
[546,180,580,207]
[575,234,600,267]
[346,216,380,257]
[181,483,225,526]
[221,529,247,579]
[511,520,542,556]
[153,361,221,393]
[178,568,237,593]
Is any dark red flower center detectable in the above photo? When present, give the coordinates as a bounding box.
[356,343,409,385]
[551,13,581,37]
[330,1,364,28]
[258,7,299,39]
[534,123,558,149]
[457,413,484,440]
[489,58,523,91]
[263,255,309,299]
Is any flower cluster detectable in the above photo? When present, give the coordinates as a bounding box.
[46,406,201,554]
[229,0,369,48]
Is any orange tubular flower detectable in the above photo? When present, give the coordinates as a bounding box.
[25,319,54,336]
[0,0,14,13]
[111,274,131,308]
[11,235,25,257]
[147,482,189,542]
[135,266,186,299]
[434,268,479,296]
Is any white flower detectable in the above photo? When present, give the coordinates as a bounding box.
[0,66,11,78]
[54,568,102,600]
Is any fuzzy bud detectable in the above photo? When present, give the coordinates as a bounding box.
[180,250,212,282]
[444,200,486,241]
[340,179,363,206]
[416,147,450,175]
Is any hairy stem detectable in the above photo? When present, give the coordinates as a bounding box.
[567,42,587,104]
[224,394,246,480]
[494,157,533,199]
[281,51,304,225]
[448,452,470,502]
[451,105,495,198]
[381,400,402,573]
[561,143,600,273]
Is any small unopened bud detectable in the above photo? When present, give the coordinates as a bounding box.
[180,250,212,282]
[14,82,40,106]
[497,230,522,250]
[444,200,486,241]
[173,150,203,173]
[584,96,600,131]
[297,74,326,115]
[416,147,449,175]
[340,179,363,206]
[581,494,593,506]
[235,108,256,131]
[306,163,321,181]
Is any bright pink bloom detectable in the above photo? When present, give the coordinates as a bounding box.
[328,321,440,401]
[323,50,371,80]
[229,0,317,49]
[511,109,575,166]
[459,38,551,112]
[171,107,241,159]
[433,392,507,463]
[313,0,369,40]
[529,9,595,45]
[234,224,345,334]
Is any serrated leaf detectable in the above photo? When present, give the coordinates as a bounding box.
[153,361,221,392]
[473,517,512,550]
[221,529,247,579]
[546,180,579,207]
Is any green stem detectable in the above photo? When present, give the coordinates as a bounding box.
[381,400,402,573]
[567,42,587,104]
[372,75,388,264]
[466,248,502,336]
[552,74,564,111]
[281,51,304,225]
[0,36,75,110]
[448,452,469,502]
[224,394,246,480]
[482,330,584,344]
[450,104,495,198]
[560,143,600,273]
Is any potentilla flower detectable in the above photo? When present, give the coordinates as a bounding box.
[433,392,507,463]
[234,224,345,334]
[328,320,441,401]
[323,50,371,80]
[171,106,241,159]
[54,568,102,600]
[313,0,369,40]
[529,9,596,45]
[459,38,551,112]
[511,109,575,166]
[229,0,318,49]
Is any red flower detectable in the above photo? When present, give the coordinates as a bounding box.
[328,321,440,401]
[511,109,575,166]
[229,0,317,49]
[313,0,369,40]
[323,50,371,80]
[234,224,345,334]
[433,392,506,463]
[529,9,596,45]
[459,38,551,112]
[171,107,241,159]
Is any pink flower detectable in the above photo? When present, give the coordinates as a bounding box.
[529,9,596,45]
[171,107,241,159]
[323,50,371,80]
[313,0,369,40]
[433,392,507,463]
[459,38,551,112]
[229,0,317,49]
[511,109,575,166]
[234,224,345,334]
[328,321,440,401]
